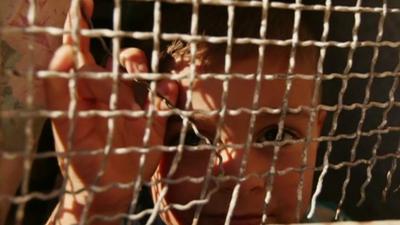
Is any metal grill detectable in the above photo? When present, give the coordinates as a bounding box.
[1,0,400,224]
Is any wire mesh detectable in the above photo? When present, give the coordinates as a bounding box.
[0,0,400,225]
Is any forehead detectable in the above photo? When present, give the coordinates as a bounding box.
[180,48,318,111]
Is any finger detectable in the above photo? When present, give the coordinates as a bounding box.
[119,48,150,107]
[133,46,178,118]
[45,45,75,111]
[119,48,148,74]
[63,0,95,64]
[44,45,85,143]
[76,65,141,111]
[46,45,138,111]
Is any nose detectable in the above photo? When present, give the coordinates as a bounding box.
[216,146,266,193]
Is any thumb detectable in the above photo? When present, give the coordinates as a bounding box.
[45,45,75,111]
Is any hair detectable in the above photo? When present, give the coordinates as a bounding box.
[159,3,322,72]
[115,1,323,72]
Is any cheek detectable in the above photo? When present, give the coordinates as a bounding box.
[153,151,213,224]
[272,170,315,223]
[159,150,212,181]
[272,143,318,222]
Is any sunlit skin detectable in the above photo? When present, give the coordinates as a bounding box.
[152,47,326,225]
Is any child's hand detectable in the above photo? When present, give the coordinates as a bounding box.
[44,0,178,224]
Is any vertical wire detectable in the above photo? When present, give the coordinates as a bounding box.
[254,0,271,223]
[261,0,301,223]
[310,0,361,219]
[357,0,388,207]
[382,49,400,202]
[53,0,81,223]
[126,148,147,223]
[214,5,237,225]
[287,0,307,222]
[126,0,162,222]
[143,1,167,223]
[144,0,216,221]
[335,0,364,220]
[189,0,219,223]
[385,132,400,197]
[294,2,328,221]
[221,6,243,225]
[190,3,235,225]
[141,79,159,225]
[307,0,332,219]
[144,0,196,223]
[79,0,122,224]
[14,0,36,224]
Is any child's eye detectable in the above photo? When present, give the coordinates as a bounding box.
[169,130,209,146]
[255,126,298,144]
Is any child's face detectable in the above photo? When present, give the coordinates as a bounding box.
[152,47,325,225]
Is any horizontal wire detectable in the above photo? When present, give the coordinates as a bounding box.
[3,149,400,205]
[33,70,400,81]
[126,0,400,14]
[1,96,400,120]
[2,124,400,164]
[2,27,400,49]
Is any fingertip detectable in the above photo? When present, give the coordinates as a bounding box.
[119,48,148,73]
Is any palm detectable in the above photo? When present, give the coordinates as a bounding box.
[44,0,177,223]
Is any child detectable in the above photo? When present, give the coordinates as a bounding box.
[45,0,326,224]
